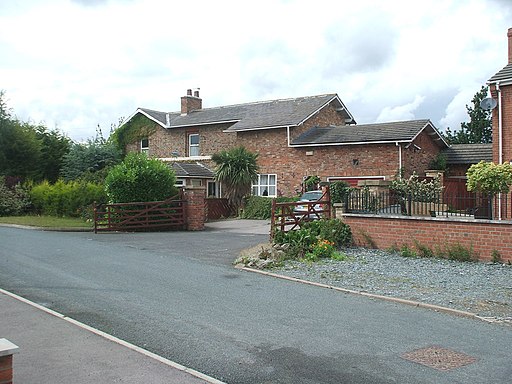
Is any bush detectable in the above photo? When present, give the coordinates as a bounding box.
[0,176,31,216]
[104,153,178,203]
[241,196,297,219]
[272,219,352,260]
[330,181,352,205]
[30,179,106,217]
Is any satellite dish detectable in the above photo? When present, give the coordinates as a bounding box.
[480,97,497,110]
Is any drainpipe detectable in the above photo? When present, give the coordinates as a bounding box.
[497,82,503,164]
[396,142,402,179]
[497,82,503,219]
[287,126,291,147]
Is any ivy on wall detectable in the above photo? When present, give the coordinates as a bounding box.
[111,114,157,154]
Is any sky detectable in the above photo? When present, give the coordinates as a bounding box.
[1,0,511,142]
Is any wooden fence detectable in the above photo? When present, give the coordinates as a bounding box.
[270,189,331,238]
[93,194,185,233]
[206,198,235,220]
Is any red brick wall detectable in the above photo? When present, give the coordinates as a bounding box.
[343,214,512,263]
[402,130,441,177]
[490,83,512,164]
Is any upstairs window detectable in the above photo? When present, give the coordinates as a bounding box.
[140,138,149,154]
[188,133,199,157]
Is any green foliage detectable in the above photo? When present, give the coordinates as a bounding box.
[466,161,512,194]
[428,153,447,171]
[35,126,72,183]
[272,219,352,260]
[0,91,71,182]
[413,240,435,258]
[304,239,338,262]
[439,243,476,262]
[491,249,502,263]
[0,176,31,216]
[330,181,352,205]
[390,173,444,202]
[241,196,297,219]
[400,244,417,258]
[104,153,178,203]
[444,86,492,144]
[211,146,259,211]
[110,114,155,153]
[30,179,106,217]
[304,175,320,191]
[62,135,122,181]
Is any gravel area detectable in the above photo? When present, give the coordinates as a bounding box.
[271,247,512,325]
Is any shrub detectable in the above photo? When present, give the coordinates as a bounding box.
[30,179,106,217]
[104,153,177,203]
[272,219,352,260]
[0,176,31,216]
[330,181,352,205]
[241,196,297,219]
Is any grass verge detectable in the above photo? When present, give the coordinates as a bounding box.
[0,215,92,229]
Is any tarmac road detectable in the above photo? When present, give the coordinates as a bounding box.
[0,223,511,383]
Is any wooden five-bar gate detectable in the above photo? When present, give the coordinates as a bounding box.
[93,194,186,233]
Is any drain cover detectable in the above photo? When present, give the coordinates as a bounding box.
[401,346,477,371]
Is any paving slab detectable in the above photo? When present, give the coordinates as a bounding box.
[0,290,223,384]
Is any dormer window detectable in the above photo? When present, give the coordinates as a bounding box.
[141,138,149,154]
[188,133,199,157]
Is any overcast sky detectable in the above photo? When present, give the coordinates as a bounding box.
[1,0,511,141]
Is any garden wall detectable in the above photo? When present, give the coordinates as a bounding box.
[341,214,512,263]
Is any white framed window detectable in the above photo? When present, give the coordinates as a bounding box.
[207,181,220,197]
[175,179,185,188]
[188,133,199,157]
[140,138,149,154]
[252,174,277,197]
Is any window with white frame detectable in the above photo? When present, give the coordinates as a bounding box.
[252,174,277,197]
[140,138,149,154]
[188,133,199,157]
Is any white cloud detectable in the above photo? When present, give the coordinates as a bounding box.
[0,0,511,141]
[376,95,425,122]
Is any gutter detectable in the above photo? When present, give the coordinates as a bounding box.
[289,139,411,148]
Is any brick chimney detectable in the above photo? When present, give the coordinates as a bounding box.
[181,89,202,115]
[508,27,512,64]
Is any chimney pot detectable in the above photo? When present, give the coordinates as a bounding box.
[194,90,200,98]
[187,89,192,96]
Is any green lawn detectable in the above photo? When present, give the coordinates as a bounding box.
[0,215,92,229]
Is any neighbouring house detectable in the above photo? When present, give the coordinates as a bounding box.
[121,90,456,197]
[489,28,512,166]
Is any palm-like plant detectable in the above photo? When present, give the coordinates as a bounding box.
[211,146,259,212]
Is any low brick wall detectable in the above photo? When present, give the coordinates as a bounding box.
[341,214,512,263]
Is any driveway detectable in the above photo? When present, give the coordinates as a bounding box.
[0,223,511,383]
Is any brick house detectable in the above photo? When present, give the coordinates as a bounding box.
[122,90,452,197]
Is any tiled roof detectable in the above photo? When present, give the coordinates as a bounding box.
[136,94,355,132]
[488,63,512,83]
[441,143,493,165]
[291,119,446,146]
[170,162,214,178]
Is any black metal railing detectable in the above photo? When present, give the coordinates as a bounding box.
[343,189,512,220]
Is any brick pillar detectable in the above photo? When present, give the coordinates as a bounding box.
[183,186,206,231]
[0,339,19,384]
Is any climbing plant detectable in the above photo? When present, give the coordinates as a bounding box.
[110,114,157,154]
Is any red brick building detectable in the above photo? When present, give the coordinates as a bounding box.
[122,90,453,197]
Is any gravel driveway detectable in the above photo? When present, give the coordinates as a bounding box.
[270,247,512,325]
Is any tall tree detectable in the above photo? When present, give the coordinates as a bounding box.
[211,146,259,211]
[444,86,492,144]
[0,91,71,182]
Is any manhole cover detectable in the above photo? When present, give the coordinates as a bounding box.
[401,346,477,371]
